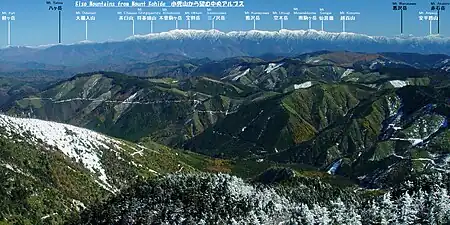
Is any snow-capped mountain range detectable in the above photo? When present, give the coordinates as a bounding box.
[0,29,449,67]
[127,29,449,42]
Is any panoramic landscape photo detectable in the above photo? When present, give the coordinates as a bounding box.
[1,0,450,224]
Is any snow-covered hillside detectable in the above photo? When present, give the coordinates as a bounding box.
[294,81,313,89]
[0,114,149,193]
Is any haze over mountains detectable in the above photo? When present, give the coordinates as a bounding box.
[1,29,450,69]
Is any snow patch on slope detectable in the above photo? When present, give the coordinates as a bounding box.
[387,95,402,117]
[84,91,112,114]
[369,60,386,70]
[389,138,425,147]
[389,80,409,88]
[294,81,313,89]
[123,92,138,103]
[82,75,102,98]
[41,213,58,220]
[265,63,284,73]
[232,68,250,81]
[390,115,446,147]
[1,163,35,179]
[72,199,86,211]
[305,57,322,64]
[341,69,354,78]
[114,91,140,122]
[327,159,342,175]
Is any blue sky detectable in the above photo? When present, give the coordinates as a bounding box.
[0,0,448,46]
